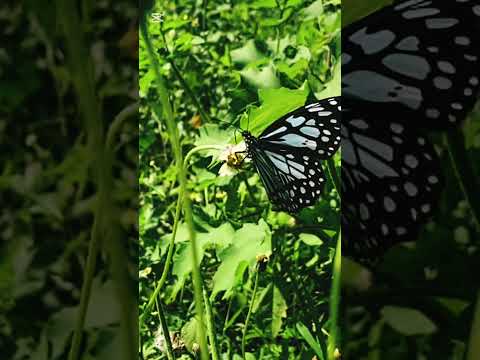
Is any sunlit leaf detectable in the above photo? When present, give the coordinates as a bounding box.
[211,220,272,299]
[231,40,266,64]
[272,285,287,337]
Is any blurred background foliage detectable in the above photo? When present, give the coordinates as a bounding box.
[341,1,480,360]
[139,0,341,359]
[0,1,138,359]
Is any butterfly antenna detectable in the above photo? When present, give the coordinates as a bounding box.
[215,118,241,131]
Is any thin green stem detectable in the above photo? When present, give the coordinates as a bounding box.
[444,130,480,230]
[159,29,212,124]
[326,157,341,197]
[184,145,225,165]
[156,298,176,360]
[242,266,260,360]
[327,231,342,359]
[140,11,209,359]
[139,145,222,332]
[203,286,220,360]
[201,0,208,30]
[240,172,256,204]
[467,291,480,360]
[68,211,102,360]
[106,102,139,150]
[139,191,182,330]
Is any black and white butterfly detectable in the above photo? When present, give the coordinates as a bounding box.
[342,0,480,262]
[241,97,341,213]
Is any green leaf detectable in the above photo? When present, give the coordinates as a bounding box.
[277,57,309,80]
[161,18,190,31]
[231,40,266,64]
[181,317,201,352]
[465,109,480,149]
[296,322,325,359]
[286,0,304,7]
[139,68,155,96]
[194,124,232,164]
[241,85,309,136]
[208,223,236,251]
[261,8,293,27]
[381,306,437,335]
[168,223,235,301]
[174,32,194,52]
[302,0,324,20]
[252,283,272,313]
[435,297,470,317]
[272,285,287,337]
[211,220,272,299]
[342,0,392,27]
[250,0,277,8]
[139,202,156,236]
[239,64,280,90]
[266,35,295,55]
[315,61,340,99]
[299,233,323,246]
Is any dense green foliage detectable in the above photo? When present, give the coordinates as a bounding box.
[139,0,341,359]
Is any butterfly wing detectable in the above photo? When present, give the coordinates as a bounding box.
[258,97,342,159]
[251,144,327,213]
[343,0,480,128]
[244,98,341,213]
[341,101,443,260]
[342,0,480,262]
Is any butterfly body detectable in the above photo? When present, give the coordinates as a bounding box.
[242,97,341,213]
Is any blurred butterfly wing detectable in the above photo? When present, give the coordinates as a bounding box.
[343,0,480,128]
[341,101,443,259]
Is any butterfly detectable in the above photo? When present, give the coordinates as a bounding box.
[342,0,480,262]
[241,97,341,213]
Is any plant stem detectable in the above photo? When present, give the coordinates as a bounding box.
[327,231,342,360]
[159,29,212,124]
[444,130,480,230]
[326,157,341,196]
[156,298,176,360]
[203,286,220,360]
[467,290,480,360]
[201,0,208,30]
[57,2,112,360]
[140,10,209,360]
[106,102,139,150]
[326,147,341,360]
[242,266,260,360]
[139,190,182,331]
[139,145,222,331]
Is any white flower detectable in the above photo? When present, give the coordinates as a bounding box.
[218,142,249,177]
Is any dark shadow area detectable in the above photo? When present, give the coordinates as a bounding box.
[0,1,138,359]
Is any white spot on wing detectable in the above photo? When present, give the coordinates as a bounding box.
[270,134,317,150]
[300,126,320,137]
[285,115,306,127]
[260,126,287,139]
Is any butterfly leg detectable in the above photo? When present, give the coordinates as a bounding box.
[233,150,248,167]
